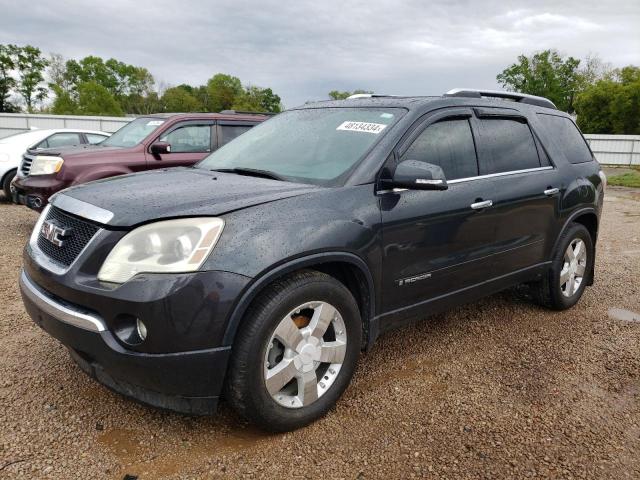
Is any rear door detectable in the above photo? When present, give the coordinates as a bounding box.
[470,108,562,275]
[148,121,215,168]
[379,109,500,316]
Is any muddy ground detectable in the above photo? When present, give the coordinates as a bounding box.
[0,188,639,479]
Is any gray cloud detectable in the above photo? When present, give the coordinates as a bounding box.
[0,0,638,107]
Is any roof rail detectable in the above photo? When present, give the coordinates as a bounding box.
[219,109,276,116]
[443,88,557,110]
[346,93,397,99]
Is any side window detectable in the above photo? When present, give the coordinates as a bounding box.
[219,125,252,147]
[86,133,108,144]
[160,125,211,153]
[45,133,83,148]
[537,114,593,164]
[401,119,478,180]
[475,118,541,174]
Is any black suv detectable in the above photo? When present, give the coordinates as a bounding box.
[19,89,605,431]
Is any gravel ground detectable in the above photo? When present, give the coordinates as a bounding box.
[0,188,639,480]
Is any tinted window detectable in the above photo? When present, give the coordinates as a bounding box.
[476,118,540,174]
[219,125,252,146]
[46,133,83,148]
[86,133,108,144]
[401,119,478,180]
[161,125,211,153]
[537,114,593,164]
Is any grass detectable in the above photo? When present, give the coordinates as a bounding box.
[608,169,640,188]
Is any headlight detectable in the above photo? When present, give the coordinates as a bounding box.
[30,155,64,175]
[97,217,224,283]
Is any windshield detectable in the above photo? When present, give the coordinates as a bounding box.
[101,117,165,148]
[196,108,404,186]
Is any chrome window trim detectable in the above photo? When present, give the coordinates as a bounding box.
[447,166,553,184]
[376,166,554,194]
[19,270,106,332]
[50,194,114,225]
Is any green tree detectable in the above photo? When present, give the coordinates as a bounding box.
[50,84,78,114]
[15,45,49,112]
[75,81,123,116]
[51,55,155,114]
[575,66,640,134]
[160,85,202,112]
[0,44,19,112]
[497,50,582,113]
[232,86,281,113]
[206,73,243,112]
[328,89,372,100]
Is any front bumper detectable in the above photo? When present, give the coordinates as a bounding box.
[19,269,244,415]
[11,175,66,210]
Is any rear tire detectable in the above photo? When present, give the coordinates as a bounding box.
[225,270,361,432]
[532,222,593,310]
[2,169,16,200]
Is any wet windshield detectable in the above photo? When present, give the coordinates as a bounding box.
[101,117,165,148]
[197,108,403,186]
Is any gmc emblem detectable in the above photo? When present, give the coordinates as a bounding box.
[41,221,71,247]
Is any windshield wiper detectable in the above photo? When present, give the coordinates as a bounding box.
[213,167,285,181]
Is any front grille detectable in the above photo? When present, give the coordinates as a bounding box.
[37,207,99,267]
[21,154,34,175]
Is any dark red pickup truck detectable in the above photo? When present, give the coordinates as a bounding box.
[12,112,268,210]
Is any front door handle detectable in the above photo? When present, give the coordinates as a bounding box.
[544,188,560,196]
[470,200,493,210]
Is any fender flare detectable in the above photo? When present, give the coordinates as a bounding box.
[221,251,377,349]
[551,207,599,256]
[551,207,599,285]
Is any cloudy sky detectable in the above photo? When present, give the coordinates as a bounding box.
[0,0,638,107]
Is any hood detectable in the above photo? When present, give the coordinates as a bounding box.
[26,144,120,157]
[51,167,322,227]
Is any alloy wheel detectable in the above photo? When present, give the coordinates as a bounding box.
[560,238,587,297]
[263,301,347,409]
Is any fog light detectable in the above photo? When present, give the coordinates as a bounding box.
[136,318,147,341]
[113,314,147,345]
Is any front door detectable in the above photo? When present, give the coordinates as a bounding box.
[379,110,500,320]
[147,121,215,169]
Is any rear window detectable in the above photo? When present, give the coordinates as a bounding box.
[537,114,593,164]
[475,118,541,175]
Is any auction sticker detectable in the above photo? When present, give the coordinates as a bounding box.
[146,120,164,126]
[337,121,387,134]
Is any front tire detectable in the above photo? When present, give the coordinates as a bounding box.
[2,169,16,199]
[225,270,361,432]
[533,222,594,310]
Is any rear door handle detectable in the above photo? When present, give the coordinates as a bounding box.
[544,188,559,196]
[470,200,493,210]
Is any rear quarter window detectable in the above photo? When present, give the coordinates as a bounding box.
[537,114,593,164]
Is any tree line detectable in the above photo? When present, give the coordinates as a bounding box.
[1,44,638,134]
[497,50,639,135]
[0,44,282,116]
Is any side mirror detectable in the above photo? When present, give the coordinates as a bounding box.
[150,141,171,155]
[383,160,448,191]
